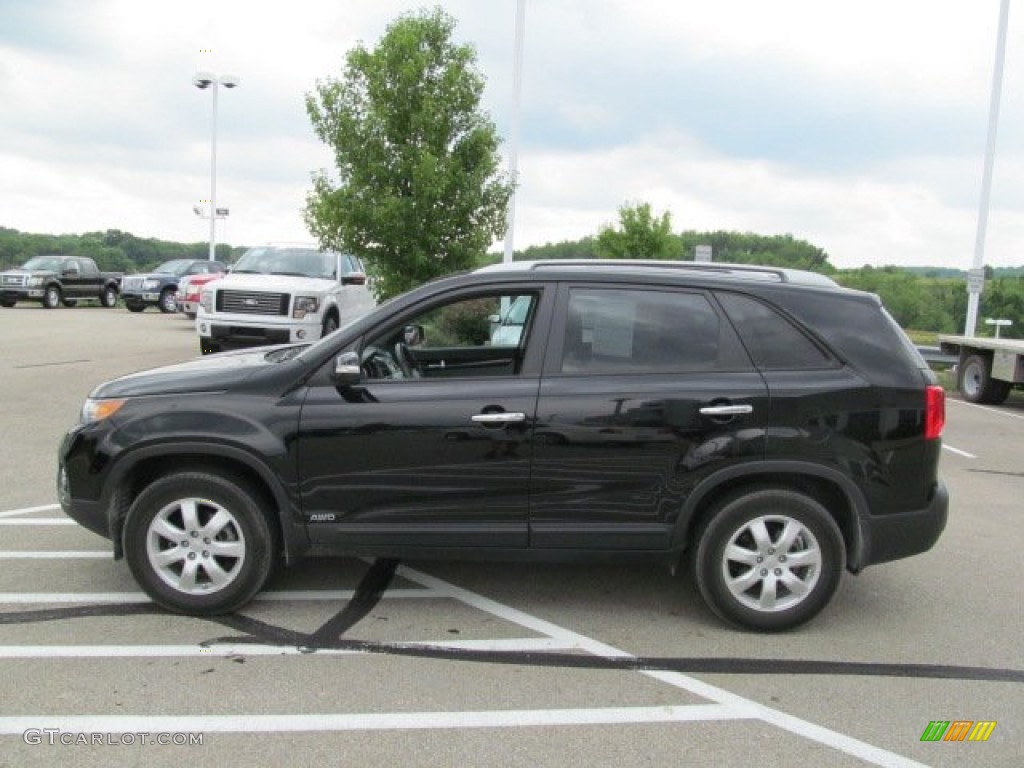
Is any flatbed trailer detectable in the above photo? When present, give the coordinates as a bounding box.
[938,334,1024,404]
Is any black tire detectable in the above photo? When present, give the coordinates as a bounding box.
[62,298,78,307]
[126,302,145,313]
[42,285,61,309]
[158,288,177,314]
[101,286,118,308]
[693,488,844,632]
[200,339,221,355]
[122,471,275,616]
[0,299,15,308]
[959,353,1011,405]
[321,313,339,338]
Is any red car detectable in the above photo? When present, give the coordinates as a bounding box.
[176,272,224,319]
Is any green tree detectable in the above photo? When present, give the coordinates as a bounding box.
[595,202,681,260]
[305,7,514,300]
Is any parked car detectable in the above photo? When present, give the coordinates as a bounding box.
[0,255,121,308]
[58,260,948,631]
[176,272,225,320]
[195,244,374,354]
[121,259,227,313]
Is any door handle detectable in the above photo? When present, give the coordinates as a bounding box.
[472,412,527,425]
[699,404,753,417]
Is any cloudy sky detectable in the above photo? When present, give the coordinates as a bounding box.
[1,0,1022,269]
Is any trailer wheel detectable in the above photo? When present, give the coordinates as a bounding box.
[959,354,1011,405]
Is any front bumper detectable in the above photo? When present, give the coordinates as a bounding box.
[197,315,322,347]
[1,288,43,301]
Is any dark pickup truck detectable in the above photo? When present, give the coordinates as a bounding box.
[0,255,121,309]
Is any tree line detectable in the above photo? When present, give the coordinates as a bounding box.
[0,227,246,273]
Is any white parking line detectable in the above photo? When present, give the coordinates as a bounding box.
[0,519,75,526]
[0,504,61,519]
[0,551,111,559]
[942,444,977,459]
[948,398,1024,420]
[0,705,751,734]
[0,637,573,659]
[0,589,435,604]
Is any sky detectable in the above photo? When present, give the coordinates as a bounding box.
[1,0,1023,270]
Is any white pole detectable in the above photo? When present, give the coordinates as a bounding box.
[965,0,1010,336]
[502,0,526,265]
[209,81,219,262]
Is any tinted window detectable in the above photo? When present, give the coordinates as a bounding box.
[717,292,833,369]
[561,288,749,373]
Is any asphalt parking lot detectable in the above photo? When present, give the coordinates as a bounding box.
[0,304,1021,767]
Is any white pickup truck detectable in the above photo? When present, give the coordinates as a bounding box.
[938,334,1024,404]
[196,244,376,355]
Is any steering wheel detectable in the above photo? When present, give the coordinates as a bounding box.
[393,342,420,379]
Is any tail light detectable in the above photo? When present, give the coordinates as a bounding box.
[924,385,945,440]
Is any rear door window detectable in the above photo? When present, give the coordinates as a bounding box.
[559,287,750,373]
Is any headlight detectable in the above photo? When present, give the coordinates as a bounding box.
[81,398,126,424]
[143,278,160,290]
[28,277,44,287]
[293,296,319,319]
[199,290,213,312]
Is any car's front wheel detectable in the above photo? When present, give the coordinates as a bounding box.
[42,286,61,309]
[101,286,118,308]
[158,288,177,314]
[693,488,844,631]
[123,471,275,615]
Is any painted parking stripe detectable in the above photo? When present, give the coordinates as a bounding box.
[0,704,749,735]
[0,505,62,519]
[949,398,1024,420]
[0,589,436,604]
[942,444,977,458]
[0,637,573,659]
[0,519,76,526]
[0,551,111,559]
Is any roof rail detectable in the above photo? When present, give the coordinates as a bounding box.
[477,259,837,286]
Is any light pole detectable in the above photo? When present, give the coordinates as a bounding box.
[193,71,239,261]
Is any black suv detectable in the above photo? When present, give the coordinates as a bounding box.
[58,261,948,631]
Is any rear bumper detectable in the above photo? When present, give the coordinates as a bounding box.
[861,481,949,567]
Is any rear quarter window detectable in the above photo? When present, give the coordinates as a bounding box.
[717,292,834,370]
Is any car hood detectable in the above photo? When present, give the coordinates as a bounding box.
[91,346,300,398]
[214,274,336,293]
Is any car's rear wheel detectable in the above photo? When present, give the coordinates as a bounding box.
[693,488,844,631]
[959,354,1010,405]
[0,299,15,308]
[62,298,78,307]
[126,302,145,313]
[123,471,275,615]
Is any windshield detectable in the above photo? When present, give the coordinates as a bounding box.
[232,247,335,279]
[21,256,65,272]
[153,260,194,276]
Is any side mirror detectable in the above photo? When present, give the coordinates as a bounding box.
[333,351,362,387]
[342,272,367,286]
[403,324,424,346]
